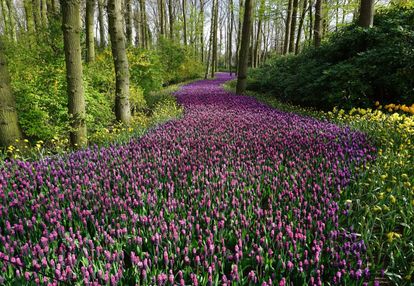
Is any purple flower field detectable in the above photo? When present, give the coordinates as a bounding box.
[0,73,376,285]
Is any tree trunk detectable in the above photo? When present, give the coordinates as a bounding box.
[134,5,140,47]
[158,0,165,36]
[86,0,95,63]
[182,0,187,45]
[107,0,131,124]
[288,0,298,53]
[295,0,307,54]
[236,0,253,94]
[23,0,35,34]
[199,0,204,62]
[60,0,87,147]
[97,0,106,47]
[5,0,16,40]
[235,0,243,75]
[211,0,218,78]
[283,0,293,54]
[0,39,23,148]
[1,1,10,38]
[139,0,147,48]
[125,0,133,45]
[168,0,174,39]
[41,0,48,27]
[254,0,265,67]
[33,0,41,30]
[358,0,374,28]
[228,0,234,74]
[313,0,322,47]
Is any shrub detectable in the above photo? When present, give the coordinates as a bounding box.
[248,6,414,110]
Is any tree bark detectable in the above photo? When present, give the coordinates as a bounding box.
[5,0,16,40]
[41,0,48,27]
[86,0,96,63]
[211,0,218,78]
[23,0,35,34]
[254,0,265,67]
[0,39,23,148]
[139,0,148,48]
[295,0,307,54]
[33,0,41,30]
[313,0,322,47]
[158,0,165,36]
[98,0,106,47]
[125,0,133,45]
[182,0,187,45]
[199,0,204,62]
[168,0,174,39]
[358,0,374,28]
[134,5,140,47]
[228,0,234,74]
[1,0,10,38]
[60,0,88,147]
[107,0,131,124]
[283,0,293,54]
[288,0,298,53]
[235,0,243,75]
[236,0,253,94]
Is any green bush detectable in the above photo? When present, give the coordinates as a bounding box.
[157,38,203,84]
[249,6,414,110]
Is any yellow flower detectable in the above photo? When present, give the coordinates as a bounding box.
[386,232,401,243]
[378,192,384,200]
[389,195,396,204]
[380,174,388,181]
[372,205,382,212]
[375,101,380,106]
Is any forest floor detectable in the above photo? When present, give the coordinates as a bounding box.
[0,73,383,284]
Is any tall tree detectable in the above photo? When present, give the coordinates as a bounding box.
[295,0,307,54]
[33,0,41,30]
[358,0,374,27]
[97,0,106,47]
[254,0,265,67]
[107,0,131,124]
[199,0,205,62]
[158,0,165,36]
[125,0,133,45]
[139,0,148,48]
[60,0,88,147]
[283,0,293,54]
[211,0,218,77]
[288,0,298,53]
[236,0,253,94]
[228,0,234,74]
[168,0,174,39]
[182,0,187,45]
[5,0,16,40]
[23,0,35,34]
[235,0,243,75]
[0,38,23,147]
[134,4,141,47]
[313,0,322,47]
[86,0,96,63]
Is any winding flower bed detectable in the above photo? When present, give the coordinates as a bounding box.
[0,73,376,285]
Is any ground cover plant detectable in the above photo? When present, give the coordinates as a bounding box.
[228,85,414,285]
[0,74,380,285]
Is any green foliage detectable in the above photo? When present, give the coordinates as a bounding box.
[157,38,203,84]
[5,31,201,148]
[249,6,414,110]
[128,48,164,95]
